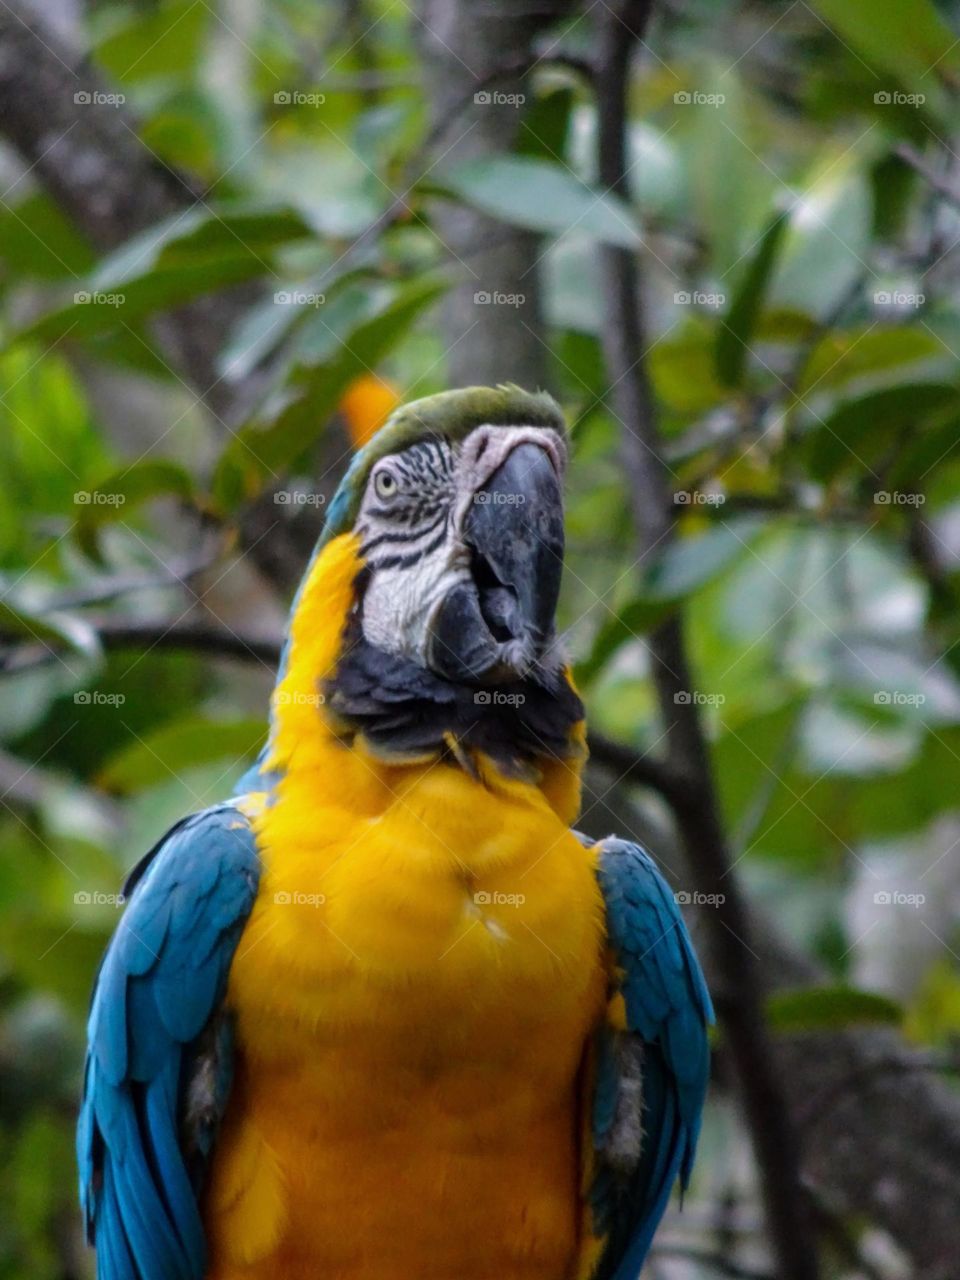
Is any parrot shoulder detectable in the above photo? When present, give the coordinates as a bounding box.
[77,800,261,1280]
[579,835,713,1280]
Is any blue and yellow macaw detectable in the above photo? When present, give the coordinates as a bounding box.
[78,385,713,1280]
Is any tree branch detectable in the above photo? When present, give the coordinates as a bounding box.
[592,5,821,1280]
[0,620,282,673]
[586,730,679,801]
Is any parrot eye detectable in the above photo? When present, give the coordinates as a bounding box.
[373,468,399,500]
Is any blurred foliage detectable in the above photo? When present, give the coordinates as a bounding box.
[1,0,960,1276]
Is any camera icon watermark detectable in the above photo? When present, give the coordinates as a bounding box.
[74,90,126,107]
[873,690,926,707]
[274,89,326,106]
[274,489,326,506]
[74,290,125,307]
[473,290,525,308]
[674,690,726,706]
[673,289,725,309]
[873,289,924,309]
[674,490,725,506]
[674,90,725,107]
[473,90,525,107]
[273,889,326,907]
[74,491,126,506]
[873,890,925,907]
[874,90,925,106]
[474,690,526,706]
[474,889,525,907]
[473,490,525,506]
[74,690,126,706]
[275,690,325,707]
[874,490,925,506]
[274,290,325,307]
[74,889,126,907]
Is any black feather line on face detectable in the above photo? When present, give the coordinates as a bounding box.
[323,611,583,777]
[360,507,449,559]
[374,525,450,572]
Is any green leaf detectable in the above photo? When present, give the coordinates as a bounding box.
[716,211,789,388]
[17,206,315,344]
[889,413,960,488]
[518,88,575,161]
[95,0,210,84]
[797,326,944,395]
[75,325,184,379]
[767,985,903,1033]
[672,63,778,277]
[73,459,196,561]
[768,147,874,321]
[76,459,194,517]
[0,347,111,558]
[714,699,803,840]
[442,156,641,248]
[97,716,267,793]
[141,91,223,180]
[0,598,98,656]
[577,519,763,680]
[211,277,445,511]
[12,1113,76,1238]
[651,324,729,416]
[806,0,960,107]
[103,207,313,281]
[849,725,960,837]
[3,916,109,1009]
[0,193,95,280]
[803,382,957,481]
[647,518,763,597]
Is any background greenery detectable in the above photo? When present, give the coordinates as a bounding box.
[1,0,959,1276]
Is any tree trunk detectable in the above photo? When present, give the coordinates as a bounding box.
[414,0,565,391]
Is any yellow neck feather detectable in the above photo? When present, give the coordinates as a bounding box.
[264,531,584,826]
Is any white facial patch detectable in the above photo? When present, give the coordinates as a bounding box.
[360,539,469,662]
[353,423,566,668]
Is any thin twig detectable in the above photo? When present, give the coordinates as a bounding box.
[0,620,282,673]
[587,730,679,801]
[38,545,221,612]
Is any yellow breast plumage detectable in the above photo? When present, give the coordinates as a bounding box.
[202,533,606,1280]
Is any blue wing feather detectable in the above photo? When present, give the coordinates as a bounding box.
[100,1162,137,1278]
[588,836,713,1280]
[77,802,261,1280]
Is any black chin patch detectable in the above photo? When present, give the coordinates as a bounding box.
[323,614,583,777]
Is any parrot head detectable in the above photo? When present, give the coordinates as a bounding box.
[267,385,584,784]
[345,409,565,685]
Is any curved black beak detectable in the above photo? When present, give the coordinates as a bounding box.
[466,441,565,650]
[428,441,564,683]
